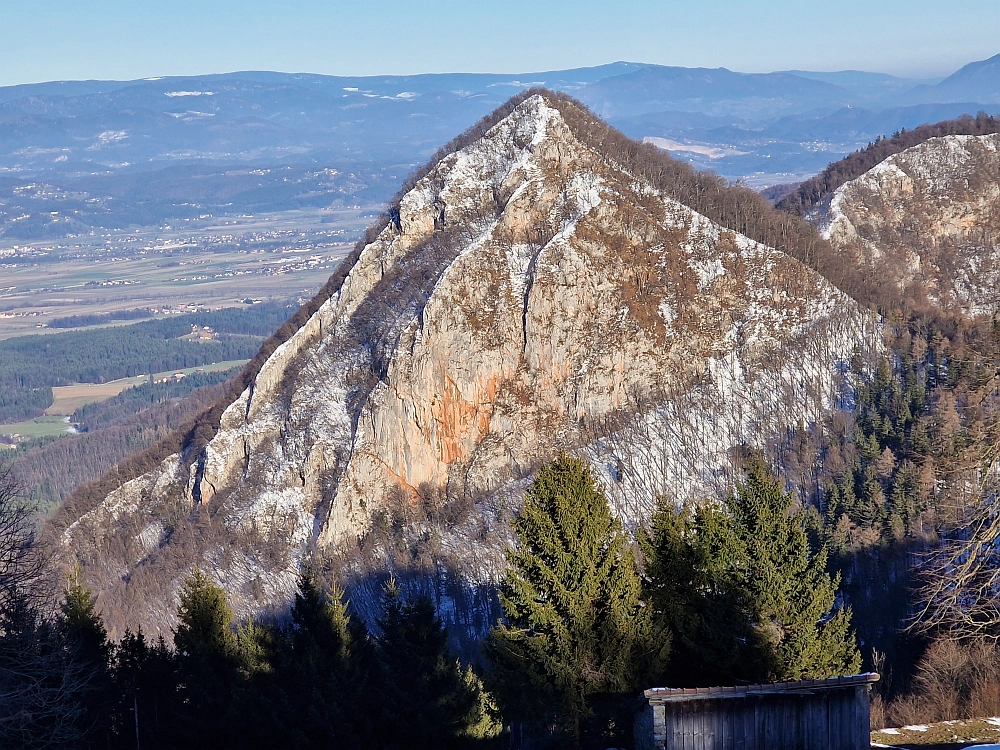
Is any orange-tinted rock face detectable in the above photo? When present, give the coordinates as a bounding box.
[60,94,879,635]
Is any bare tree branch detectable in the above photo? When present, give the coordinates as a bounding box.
[913,385,1000,638]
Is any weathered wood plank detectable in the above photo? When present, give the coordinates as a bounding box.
[637,673,878,750]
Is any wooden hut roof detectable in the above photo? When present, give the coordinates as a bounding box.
[643,673,880,704]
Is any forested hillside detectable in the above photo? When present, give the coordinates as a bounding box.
[0,456,859,749]
[769,123,1000,723]
[0,302,296,422]
[4,91,998,748]
[776,111,1000,215]
[9,369,237,512]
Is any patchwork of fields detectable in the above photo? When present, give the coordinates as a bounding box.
[43,359,250,416]
[0,206,370,432]
[0,207,368,339]
[0,360,250,441]
[0,208,365,502]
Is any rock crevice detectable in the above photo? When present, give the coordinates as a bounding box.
[58,94,880,635]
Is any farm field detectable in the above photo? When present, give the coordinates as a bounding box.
[0,207,372,339]
[0,415,74,440]
[45,382,143,416]
[43,358,249,416]
[1,359,249,440]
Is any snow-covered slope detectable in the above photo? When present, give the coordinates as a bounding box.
[820,133,1000,316]
[58,94,880,636]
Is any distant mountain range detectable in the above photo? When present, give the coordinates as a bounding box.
[904,53,1000,104]
[0,55,997,237]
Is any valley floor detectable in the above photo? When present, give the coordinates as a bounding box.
[0,207,373,339]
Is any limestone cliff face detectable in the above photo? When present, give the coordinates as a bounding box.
[60,95,879,635]
[820,133,1000,316]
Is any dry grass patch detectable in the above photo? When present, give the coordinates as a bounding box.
[46,381,142,415]
[873,717,1000,747]
[46,360,250,416]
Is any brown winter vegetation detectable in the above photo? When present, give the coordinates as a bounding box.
[14,377,231,512]
[871,717,1000,747]
[777,112,1000,216]
[880,637,1000,728]
[38,90,1000,716]
[537,91,899,312]
[0,467,46,604]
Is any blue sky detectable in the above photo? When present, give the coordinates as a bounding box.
[1,0,997,86]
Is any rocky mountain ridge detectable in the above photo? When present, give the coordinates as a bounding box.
[53,92,881,636]
[819,133,1000,315]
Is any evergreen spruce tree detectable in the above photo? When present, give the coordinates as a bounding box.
[58,575,113,747]
[645,461,861,685]
[60,577,110,669]
[260,571,372,750]
[642,502,759,686]
[488,454,658,745]
[375,582,499,749]
[291,572,351,656]
[229,617,282,750]
[112,629,180,750]
[174,569,238,664]
[173,569,242,749]
[722,460,861,681]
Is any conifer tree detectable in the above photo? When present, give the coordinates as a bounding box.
[488,454,657,745]
[642,502,760,686]
[375,582,499,749]
[290,571,352,661]
[174,569,238,664]
[173,569,241,749]
[722,460,861,681]
[59,576,111,670]
[260,571,372,749]
[645,461,861,685]
[112,628,180,750]
[58,575,113,747]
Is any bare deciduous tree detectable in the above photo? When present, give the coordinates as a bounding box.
[0,467,45,610]
[0,466,94,748]
[913,422,1000,638]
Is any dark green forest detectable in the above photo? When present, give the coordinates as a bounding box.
[47,309,154,329]
[0,302,296,422]
[0,458,859,749]
[71,368,239,433]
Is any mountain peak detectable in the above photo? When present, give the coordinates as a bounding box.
[822,131,1000,315]
[52,92,879,637]
[946,52,1000,78]
[906,53,1000,104]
